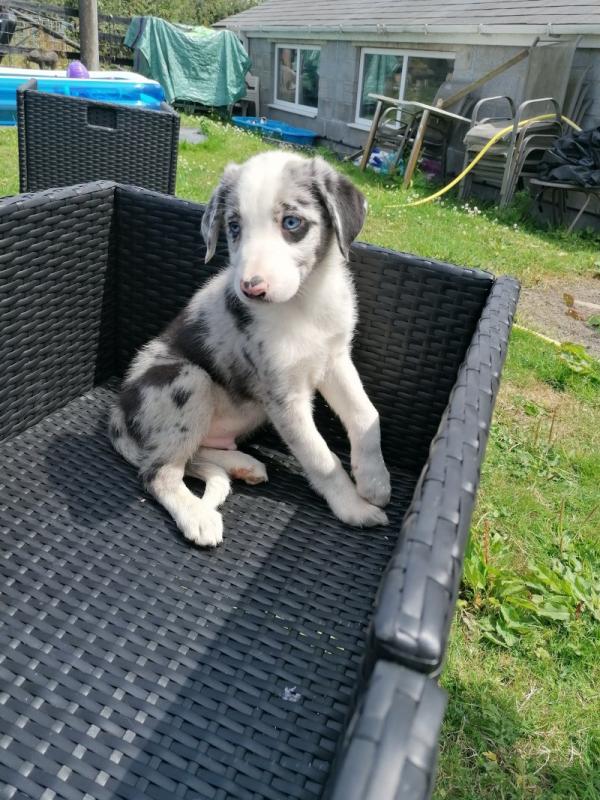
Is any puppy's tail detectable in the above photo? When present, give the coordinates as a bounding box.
[108,406,142,468]
[185,459,231,509]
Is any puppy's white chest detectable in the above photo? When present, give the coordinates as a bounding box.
[265,314,348,388]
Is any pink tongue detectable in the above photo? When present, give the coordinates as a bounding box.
[201,436,237,450]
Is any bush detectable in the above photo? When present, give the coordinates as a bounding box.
[98,0,260,26]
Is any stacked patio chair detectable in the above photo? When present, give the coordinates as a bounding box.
[564,64,593,125]
[459,95,564,207]
[17,79,180,193]
[459,37,586,207]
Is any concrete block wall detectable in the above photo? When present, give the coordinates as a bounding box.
[247,38,274,119]
[319,41,362,146]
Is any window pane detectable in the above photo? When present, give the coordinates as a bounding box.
[298,49,320,108]
[404,56,454,104]
[277,47,297,103]
[359,53,403,119]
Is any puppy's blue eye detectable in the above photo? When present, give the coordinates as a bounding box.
[228,220,241,237]
[282,215,302,231]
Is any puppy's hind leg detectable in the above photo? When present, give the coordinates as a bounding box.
[195,447,268,485]
[185,458,232,509]
[146,462,224,547]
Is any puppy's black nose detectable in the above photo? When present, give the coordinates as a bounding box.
[241,276,268,298]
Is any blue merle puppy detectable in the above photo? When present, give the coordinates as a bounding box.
[109,151,391,546]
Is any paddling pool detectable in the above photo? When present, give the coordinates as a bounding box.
[0,71,165,126]
[232,115,318,145]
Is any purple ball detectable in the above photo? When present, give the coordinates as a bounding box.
[66,60,89,79]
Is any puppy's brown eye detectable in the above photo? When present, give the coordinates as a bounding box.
[282,215,302,232]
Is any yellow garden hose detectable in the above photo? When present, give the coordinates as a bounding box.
[404,114,582,208]
[513,323,561,347]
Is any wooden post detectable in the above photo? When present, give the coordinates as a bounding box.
[359,99,384,171]
[402,104,437,188]
[79,0,99,70]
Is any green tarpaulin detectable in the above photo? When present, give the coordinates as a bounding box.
[125,16,251,107]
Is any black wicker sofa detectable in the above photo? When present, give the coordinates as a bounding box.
[0,182,519,800]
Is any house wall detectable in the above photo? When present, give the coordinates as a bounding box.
[247,37,600,166]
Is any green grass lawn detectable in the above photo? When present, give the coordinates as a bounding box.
[1,118,599,798]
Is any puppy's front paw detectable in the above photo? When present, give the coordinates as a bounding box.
[177,498,224,547]
[353,459,391,508]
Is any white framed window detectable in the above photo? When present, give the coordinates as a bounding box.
[355,48,455,127]
[273,44,321,116]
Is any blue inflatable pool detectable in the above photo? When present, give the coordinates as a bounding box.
[0,75,165,126]
[232,116,317,145]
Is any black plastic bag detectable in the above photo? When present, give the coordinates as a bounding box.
[538,127,600,187]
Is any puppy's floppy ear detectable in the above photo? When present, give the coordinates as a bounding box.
[201,162,240,263]
[311,156,367,258]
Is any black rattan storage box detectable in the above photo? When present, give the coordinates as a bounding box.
[0,182,519,800]
[17,81,179,194]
